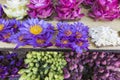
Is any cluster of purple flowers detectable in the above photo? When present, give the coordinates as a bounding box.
[64,52,120,80]
[0,18,54,48]
[9,18,54,48]
[0,19,21,42]
[0,52,25,79]
[0,18,88,53]
[56,22,89,53]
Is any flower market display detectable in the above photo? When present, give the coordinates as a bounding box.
[56,22,89,53]
[2,0,28,20]
[19,51,66,80]
[89,26,120,47]
[0,52,25,79]
[0,0,120,80]
[27,0,53,18]
[9,19,22,34]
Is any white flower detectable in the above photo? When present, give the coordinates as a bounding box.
[2,0,28,20]
[89,26,120,47]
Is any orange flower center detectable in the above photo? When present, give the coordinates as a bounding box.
[0,24,4,31]
[61,40,69,44]
[19,36,24,41]
[14,24,17,28]
[36,39,45,44]
[77,41,83,46]
[30,25,43,35]
[3,33,11,39]
[76,32,82,39]
[65,30,72,36]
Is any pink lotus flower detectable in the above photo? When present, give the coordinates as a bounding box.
[55,0,84,20]
[89,0,120,21]
[58,0,83,8]
[27,0,53,18]
[83,0,94,7]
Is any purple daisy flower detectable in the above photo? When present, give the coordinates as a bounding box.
[56,37,71,48]
[72,40,89,53]
[72,22,89,53]
[8,32,29,48]
[0,19,10,33]
[74,22,89,40]
[0,19,13,42]
[0,4,3,18]
[0,30,14,42]
[19,18,54,47]
[28,33,53,47]
[56,22,89,53]
[9,19,22,33]
[56,22,76,48]
[57,22,76,37]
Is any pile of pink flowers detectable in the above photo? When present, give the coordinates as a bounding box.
[88,0,120,21]
[55,0,84,20]
[27,0,120,21]
[1,0,120,21]
[27,0,53,18]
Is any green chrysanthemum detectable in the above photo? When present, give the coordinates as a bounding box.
[19,51,66,80]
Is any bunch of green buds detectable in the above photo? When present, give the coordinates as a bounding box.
[19,51,67,80]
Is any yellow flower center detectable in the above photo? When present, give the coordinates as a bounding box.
[61,40,69,44]
[65,30,72,36]
[0,24,4,31]
[36,39,45,44]
[30,25,43,35]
